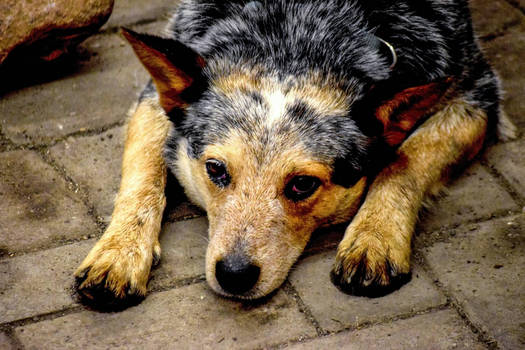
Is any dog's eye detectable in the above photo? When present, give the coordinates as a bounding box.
[285,176,321,201]
[206,159,230,187]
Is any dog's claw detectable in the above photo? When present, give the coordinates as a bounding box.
[330,247,411,298]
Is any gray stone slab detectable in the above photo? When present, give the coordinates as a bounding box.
[486,139,525,198]
[0,241,91,323]
[0,33,149,145]
[15,283,316,350]
[0,332,16,350]
[470,0,525,38]
[0,150,97,252]
[151,217,208,288]
[0,217,208,324]
[103,0,178,30]
[423,215,525,349]
[417,163,518,232]
[289,251,446,333]
[482,30,525,131]
[48,126,202,223]
[49,127,124,221]
[290,309,485,350]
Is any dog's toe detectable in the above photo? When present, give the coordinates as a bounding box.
[74,268,145,311]
[330,249,411,298]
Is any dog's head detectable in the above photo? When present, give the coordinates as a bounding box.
[123,28,451,299]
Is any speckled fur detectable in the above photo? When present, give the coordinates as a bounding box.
[75,0,515,306]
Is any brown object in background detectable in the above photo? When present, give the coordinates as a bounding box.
[0,0,114,64]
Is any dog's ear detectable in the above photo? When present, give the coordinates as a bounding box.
[374,78,453,147]
[121,28,206,114]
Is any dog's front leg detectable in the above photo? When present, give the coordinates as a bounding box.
[331,99,489,296]
[75,98,170,307]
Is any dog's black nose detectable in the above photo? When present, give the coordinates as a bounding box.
[215,255,260,295]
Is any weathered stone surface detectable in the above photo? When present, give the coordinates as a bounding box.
[423,215,525,349]
[0,0,114,64]
[470,0,525,38]
[0,241,91,323]
[0,32,148,145]
[151,217,208,287]
[482,30,525,131]
[0,150,97,252]
[49,127,124,221]
[289,251,446,332]
[0,217,208,324]
[49,126,202,223]
[15,283,316,349]
[291,309,485,350]
[103,0,177,29]
[0,332,15,350]
[417,163,517,232]
[486,139,525,198]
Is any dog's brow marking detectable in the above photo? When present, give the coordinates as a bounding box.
[264,89,288,126]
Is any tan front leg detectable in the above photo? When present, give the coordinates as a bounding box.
[331,99,488,296]
[75,98,171,308]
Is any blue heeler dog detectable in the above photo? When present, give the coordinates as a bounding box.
[74,0,516,308]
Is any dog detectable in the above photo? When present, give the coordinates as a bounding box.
[74,0,516,307]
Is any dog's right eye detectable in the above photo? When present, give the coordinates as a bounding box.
[206,159,230,187]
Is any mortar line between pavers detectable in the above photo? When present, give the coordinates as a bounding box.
[479,17,524,42]
[294,209,522,260]
[504,0,525,15]
[414,252,501,350]
[480,158,525,207]
[265,303,451,350]
[3,119,127,152]
[0,276,207,329]
[35,147,107,232]
[282,281,325,337]
[0,210,209,260]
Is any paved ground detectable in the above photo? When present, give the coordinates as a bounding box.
[1,1,524,349]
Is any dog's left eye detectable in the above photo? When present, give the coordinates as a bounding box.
[284,176,321,201]
[206,159,230,187]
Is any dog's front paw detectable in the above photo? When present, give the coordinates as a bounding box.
[74,233,161,310]
[330,231,411,297]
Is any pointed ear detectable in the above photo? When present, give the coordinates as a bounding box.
[375,78,453,146]
[121,28,206,113]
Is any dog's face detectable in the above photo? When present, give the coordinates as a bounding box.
[172,71,370,298]
[123,29,452,299]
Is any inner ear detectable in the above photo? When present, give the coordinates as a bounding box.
[375,78,453,147]
[121,28,207,114]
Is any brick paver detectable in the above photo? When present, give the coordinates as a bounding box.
[482,29,525,130]
[0,150,97,253]
[289,309,486,350]
[0,332,15,350]
[0,240,90,323]
[289,251,446,332]
[423,215,525,349]
[0,217,208,324]
[15,283,316,350]
[417,163,518,232]
[49,127,125,221]
[486,139,525,198]
[0,33,148,145]
[470,0,525,37]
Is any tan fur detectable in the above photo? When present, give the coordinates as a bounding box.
[334,99,488,286]
[173,122,366,297]
[75,98,170,299]
[213,67,351,117]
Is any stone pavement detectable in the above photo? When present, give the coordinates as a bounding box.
[0,1,524,349]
